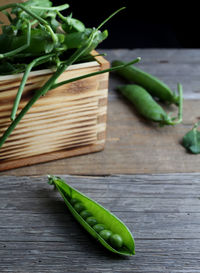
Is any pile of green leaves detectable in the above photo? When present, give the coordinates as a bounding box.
[0,0,108,75]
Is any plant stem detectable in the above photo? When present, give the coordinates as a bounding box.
[96,7,126,30]
[30,4,69,11]
[2,10,13,24]
[10,54,54,121]
[166,83,183,125]
[51,57,141,90]
[56,10,69,23]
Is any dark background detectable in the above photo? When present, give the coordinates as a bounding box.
[57,1,199,49]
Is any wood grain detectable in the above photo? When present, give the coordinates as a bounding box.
[0,174,200,272]
[0,54,109,170]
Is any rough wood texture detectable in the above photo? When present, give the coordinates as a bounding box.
[2,49,200,175]
[0,174,200,272]
[0,53,109,171]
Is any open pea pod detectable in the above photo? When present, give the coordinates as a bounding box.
[48,175,135,256]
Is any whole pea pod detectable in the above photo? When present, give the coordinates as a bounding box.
[48,175,135,256]
[117,84,183,126]
[112,60,179,105]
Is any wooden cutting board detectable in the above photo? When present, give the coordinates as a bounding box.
[0,174,200,273]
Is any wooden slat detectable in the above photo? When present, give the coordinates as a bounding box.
[0,61,99,82]
[0,104,98,124]
[0,96,99,117]
[0,174,200,272]
[1,138,97,160]
[0,88,108,116]
[1,111,98,136]
[1,130,97,153]
[0,144,105,171]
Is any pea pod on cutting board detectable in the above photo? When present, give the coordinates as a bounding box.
[117,84,183,126]
[48,175,135,256]
[112,60,179,105]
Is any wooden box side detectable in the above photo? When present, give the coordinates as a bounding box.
[0,52,109,171]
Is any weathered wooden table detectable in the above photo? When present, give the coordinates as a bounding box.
[1,49,200,272]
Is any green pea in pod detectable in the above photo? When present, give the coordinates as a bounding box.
[48,175,135,256]
[112,60,179,105]
[117,84,183,126]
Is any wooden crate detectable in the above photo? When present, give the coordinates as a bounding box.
[0,52,109,171]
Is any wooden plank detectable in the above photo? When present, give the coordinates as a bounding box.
[2,99,200,175]
[0,174,200,272]
[105,48,200,100]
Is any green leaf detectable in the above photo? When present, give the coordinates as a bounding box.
[2,24,18,35]
[81,29,108,56]
[182,122,200,154]
[12,0,52,19]
[0,34,13,53]
[43,10,60,31]
[63,31,87,49]
[62,16,85,33]
[8,28,55,55]
[63,28,108,53]
[48,175,135,256]
[43,41,54,53]
[0,62,15,74]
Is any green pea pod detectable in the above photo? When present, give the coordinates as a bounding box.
[48,175,135,256]
[112,60,179,105]
[118,84,183,126]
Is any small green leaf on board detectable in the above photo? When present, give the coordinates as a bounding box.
[182,121,200,154]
